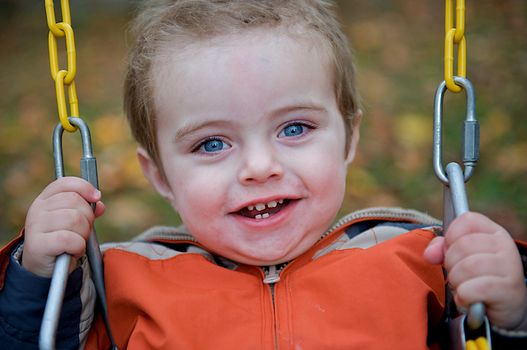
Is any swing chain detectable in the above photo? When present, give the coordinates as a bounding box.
[41,2,118,349]
[437,2,492,349]
[444,0,467,93]
[45,0,79,132]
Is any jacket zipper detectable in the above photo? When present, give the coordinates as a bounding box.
[263,265,283,350]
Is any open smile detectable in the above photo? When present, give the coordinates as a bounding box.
[236,199,294,220]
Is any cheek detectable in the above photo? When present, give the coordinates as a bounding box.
[298,139,348,190]
[168,165,228,219]
[310,158,347,198]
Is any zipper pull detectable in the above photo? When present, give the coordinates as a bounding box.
[263,265,281,284]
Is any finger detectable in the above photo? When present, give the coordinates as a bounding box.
[423,236,446,265]
[447,254,503,289]
[38,191,97,220]
[39,194,105,223]
[452,276,502,310]
[443,233,499,271]
[444,212,504,247]
[28,208,92,241]
[94,200,105,218]
[455,277,527,330]
[28,230,86,277]
[43,230,88,258]
[38,176,101,204]
[24,229,87,263]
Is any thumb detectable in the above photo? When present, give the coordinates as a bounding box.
[94,200,105,218]
[423,236,446,265]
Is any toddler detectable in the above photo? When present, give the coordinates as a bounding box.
[1,1,526,349]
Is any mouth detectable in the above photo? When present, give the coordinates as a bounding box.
[235,199,293,220]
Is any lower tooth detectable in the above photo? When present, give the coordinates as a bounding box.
[255,213,270,220]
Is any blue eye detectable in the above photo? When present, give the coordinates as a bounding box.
[198,138,230,153]
[280,123,310,138]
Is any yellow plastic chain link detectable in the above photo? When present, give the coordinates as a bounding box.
[45,0,79,132]
[466,336,490,350]
[444,0,466,92]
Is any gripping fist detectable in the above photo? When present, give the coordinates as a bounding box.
[22,177,104,278]
[424,212,527,331]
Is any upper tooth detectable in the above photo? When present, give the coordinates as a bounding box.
[255,203,266,211]
[247,200,283,211]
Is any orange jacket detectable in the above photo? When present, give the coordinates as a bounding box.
[86,208,446,349]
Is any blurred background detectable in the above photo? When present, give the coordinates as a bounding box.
[1,0,526,245]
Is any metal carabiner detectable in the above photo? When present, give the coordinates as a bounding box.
[433,76,479,185]
[40,117,114,350]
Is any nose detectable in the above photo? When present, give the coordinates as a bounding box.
[238,142,284,185]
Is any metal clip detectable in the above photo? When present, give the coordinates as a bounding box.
[449,309,492,350]
[433,76,479,185]
[40,117,112,350]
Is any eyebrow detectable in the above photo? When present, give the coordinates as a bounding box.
[174,119,232,141]
[270,104,328,118]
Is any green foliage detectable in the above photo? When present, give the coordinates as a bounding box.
[1,1,526,244]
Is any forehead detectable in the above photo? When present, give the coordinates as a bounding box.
[155,24,332,61]
[151,27,335,113]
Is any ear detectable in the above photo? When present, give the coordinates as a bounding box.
[136,147,175,202]
[345,109,362,165]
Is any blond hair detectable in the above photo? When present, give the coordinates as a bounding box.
[124,0,360,169]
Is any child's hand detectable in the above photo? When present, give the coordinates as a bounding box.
[22,177,104,278]
[424,212,527,331]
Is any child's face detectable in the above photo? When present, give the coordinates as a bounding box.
[139,29,360,265]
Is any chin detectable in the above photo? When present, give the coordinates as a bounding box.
[229,246,305,266]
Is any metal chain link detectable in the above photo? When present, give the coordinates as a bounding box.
[45,0,79,132]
